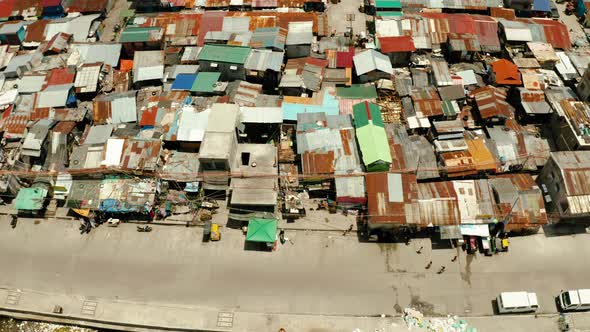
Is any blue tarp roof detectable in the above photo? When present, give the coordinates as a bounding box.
[533,0,550,12]
[171,74,197,91]
[99,198,146,213]
[282,92,340,121]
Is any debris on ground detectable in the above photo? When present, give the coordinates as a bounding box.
[403,308,477,332]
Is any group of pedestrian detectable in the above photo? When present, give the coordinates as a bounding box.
[423,255,458,274]
[79,212,106,235]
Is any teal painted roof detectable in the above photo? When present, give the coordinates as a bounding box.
[377,10,403,16]
[246,218,277,243]
[353,101,384,128]
[356,125,392,166]
[197,44,251,64]
[282,91,340,121]
[375,0,402,8]
[336,84,378,99]
[119,26,161,43]
[15,187,48,210]
[191,72,221,93]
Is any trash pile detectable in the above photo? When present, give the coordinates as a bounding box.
[403,308,477,332]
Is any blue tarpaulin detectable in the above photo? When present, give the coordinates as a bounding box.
[532,0,550,12]
[171,74,197,91]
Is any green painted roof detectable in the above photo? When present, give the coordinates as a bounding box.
[377,10,403,16]
[375,0,402,8]
[15,187,48,211]
[356,125,392,166]
[119,26,161,43]
[442,100,458,116]
[191,72,221,93]
[197,44,251,64]
[246,218,277,243]
[336,84,378,99]
[353,101,384,128]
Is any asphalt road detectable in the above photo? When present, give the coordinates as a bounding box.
[0,217,589,318]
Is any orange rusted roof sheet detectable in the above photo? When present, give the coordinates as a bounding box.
[302,151,334,175]
[441,150,477,177]
[466,138,497,172]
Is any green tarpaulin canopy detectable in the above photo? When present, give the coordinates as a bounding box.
[246,218,277,243]
[15,187,48,211]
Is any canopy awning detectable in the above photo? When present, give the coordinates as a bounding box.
[460,224,490,237]
[246,218,277,243]
[439,225,462,239]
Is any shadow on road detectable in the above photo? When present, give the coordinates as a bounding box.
[543,224,588,237]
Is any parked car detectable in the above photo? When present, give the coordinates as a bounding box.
[496,291,539,314]
[557,289,590,312]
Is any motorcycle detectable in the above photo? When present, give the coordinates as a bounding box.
[137,225,153,232]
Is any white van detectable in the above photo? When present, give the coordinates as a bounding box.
[497,291,539,314]
[557,289,590,312]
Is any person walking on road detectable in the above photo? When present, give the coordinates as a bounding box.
[437,266,446,274]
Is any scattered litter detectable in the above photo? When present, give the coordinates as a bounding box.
[403,308,476,332]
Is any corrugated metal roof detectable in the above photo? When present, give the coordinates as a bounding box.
[17,75,45,94]
[470,86,514,119]
[120,139,162,171]
[366,172,419,225]
[36,84,73,108]
[431,59,453,86]
[417,181,459,225]
[71,43,122,67]
[233,81,262,107]
[353,49,393,75]
[197,44,250,64]
[532,18,571,50]
[244,49,283,72]
[286,21,313,45]
[250,26,287,50]
[378,36,416,53]
[191,72,221,93]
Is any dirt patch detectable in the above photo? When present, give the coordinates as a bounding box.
[410,295,437,316]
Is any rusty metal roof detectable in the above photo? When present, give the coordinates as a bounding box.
[120,139,162,171]
[490,174,548,228]
[302,151,334,175]
[441,150,477,178]
[416,181,460,226]
[366,172,419,225]
[470,86,515,119]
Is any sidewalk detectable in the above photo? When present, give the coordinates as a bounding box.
[2,287,590,332]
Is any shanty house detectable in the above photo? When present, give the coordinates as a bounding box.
[198,103,240,193]
[133,50,165,85]
[378,36,416,66]
[490,59,523,86]
[513,88,552,123]
[365,172,419,235]
[353,49,393,83]
[285,22,313,59]
[197,44,250,81]
[537,151,590,222]
[353,101,392,172]
[229,143,278,221]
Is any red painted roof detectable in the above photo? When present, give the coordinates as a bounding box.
[139,106,158,127]
[379,36,416,53]
[336,47,354,68]
[491,59,522,86]
[448,14,477,35]
[42,0,62,7]
[198,11,226,46]
[0,0,15,18]
[44,67,76,88]
[532,18,571,50]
